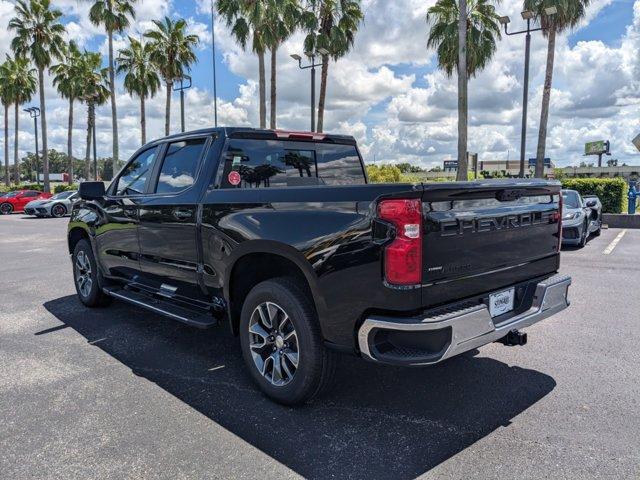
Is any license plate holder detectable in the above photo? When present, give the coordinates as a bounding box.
[489,288,515,318]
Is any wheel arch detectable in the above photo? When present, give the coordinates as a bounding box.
[224,241,327,338]
[68,226,90,255]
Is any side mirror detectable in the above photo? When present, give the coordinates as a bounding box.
[586,200,597,208]
[79,181,105,200]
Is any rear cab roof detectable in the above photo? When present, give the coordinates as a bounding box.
[148,127,357,146]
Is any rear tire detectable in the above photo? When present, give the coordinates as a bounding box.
[72,239,111,308]
[51,203,67,218]
[239,277,336,405]
[0,203,13,215]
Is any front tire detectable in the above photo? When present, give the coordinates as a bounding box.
[593,219,602,236]
[51,203,67,218]
[579,221,588,248]
[239,277,336,405]
[72,239,110,307]
[0,203,13,215]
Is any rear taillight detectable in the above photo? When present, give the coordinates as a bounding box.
[378,199,422,286]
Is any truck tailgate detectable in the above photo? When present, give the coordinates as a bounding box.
[420,180,561,306]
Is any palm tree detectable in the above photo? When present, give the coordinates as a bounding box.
[217,0,268,128]
[264,0,301,129]
[0,61,12,186]
[116,37,161,145]
[89,0,136,178]
[303,0,364,133]
[458,0,468,182]
[78,50,110,180]
[9,0,65,193]
[5,56,37,184]
[526,0,589,178]
[427,0,501,181]
[144,17,199,136]
[52,41,83,185]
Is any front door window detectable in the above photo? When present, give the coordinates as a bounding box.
[115,147,159,196]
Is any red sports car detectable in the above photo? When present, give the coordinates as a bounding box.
[0,190,52,215]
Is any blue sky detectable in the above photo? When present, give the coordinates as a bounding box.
[570,0,635,46]
[1,0,639,168]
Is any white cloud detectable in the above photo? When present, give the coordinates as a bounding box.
[363,0,640,168]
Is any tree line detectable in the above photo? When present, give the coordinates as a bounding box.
[1,0,588,193]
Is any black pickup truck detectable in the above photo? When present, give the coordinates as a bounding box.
[68,127,571,405]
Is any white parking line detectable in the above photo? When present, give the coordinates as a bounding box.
[603,229,627,255]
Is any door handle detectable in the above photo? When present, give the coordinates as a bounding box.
[173,209,193,220]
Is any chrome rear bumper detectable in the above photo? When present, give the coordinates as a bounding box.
[358,274,571,366]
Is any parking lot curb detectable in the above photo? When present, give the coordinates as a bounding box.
[602,213,640,229]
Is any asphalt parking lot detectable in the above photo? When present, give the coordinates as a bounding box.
[1,214,639,480]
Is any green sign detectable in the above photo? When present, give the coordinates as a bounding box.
[585,141,605,155]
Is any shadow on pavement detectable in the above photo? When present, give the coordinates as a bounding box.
[44,295,556,480]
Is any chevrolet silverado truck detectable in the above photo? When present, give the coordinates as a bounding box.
[68,127,571,405]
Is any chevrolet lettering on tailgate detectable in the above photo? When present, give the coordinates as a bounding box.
[440,211,555,237]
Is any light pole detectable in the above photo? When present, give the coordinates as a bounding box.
[291,48,329,132]
[24,107,41,185]
[173,75,192,133]
[211,0,218,127]
[89,92,100,181]
[499,6,556,178]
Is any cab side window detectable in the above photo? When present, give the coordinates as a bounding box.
[154,138,206,194]
[115,147,159,196]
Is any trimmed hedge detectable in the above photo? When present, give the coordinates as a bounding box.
[561,178,626,214]
[0,183,43,193]
[367,164,402,183]
[54,184,79,193]
[0,183,78,194]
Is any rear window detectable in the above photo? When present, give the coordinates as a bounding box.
[220,139,365,188]
[51,191,75,200]
[316,144,365,186]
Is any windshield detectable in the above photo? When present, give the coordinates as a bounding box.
[51,191,76,200]
[562,191,581,209]
[1,191,21,198]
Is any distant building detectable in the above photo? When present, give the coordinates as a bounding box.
[442,159,555,177]
[561,165,640,181]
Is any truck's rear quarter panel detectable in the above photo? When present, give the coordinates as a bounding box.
[201,184,424,347]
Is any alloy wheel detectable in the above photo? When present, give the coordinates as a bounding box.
[0,203,12,215]
[248,302,299,387]
[75,251,93,298]
[52,204,66,217]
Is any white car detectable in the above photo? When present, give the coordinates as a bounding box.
[24,191,79,218]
